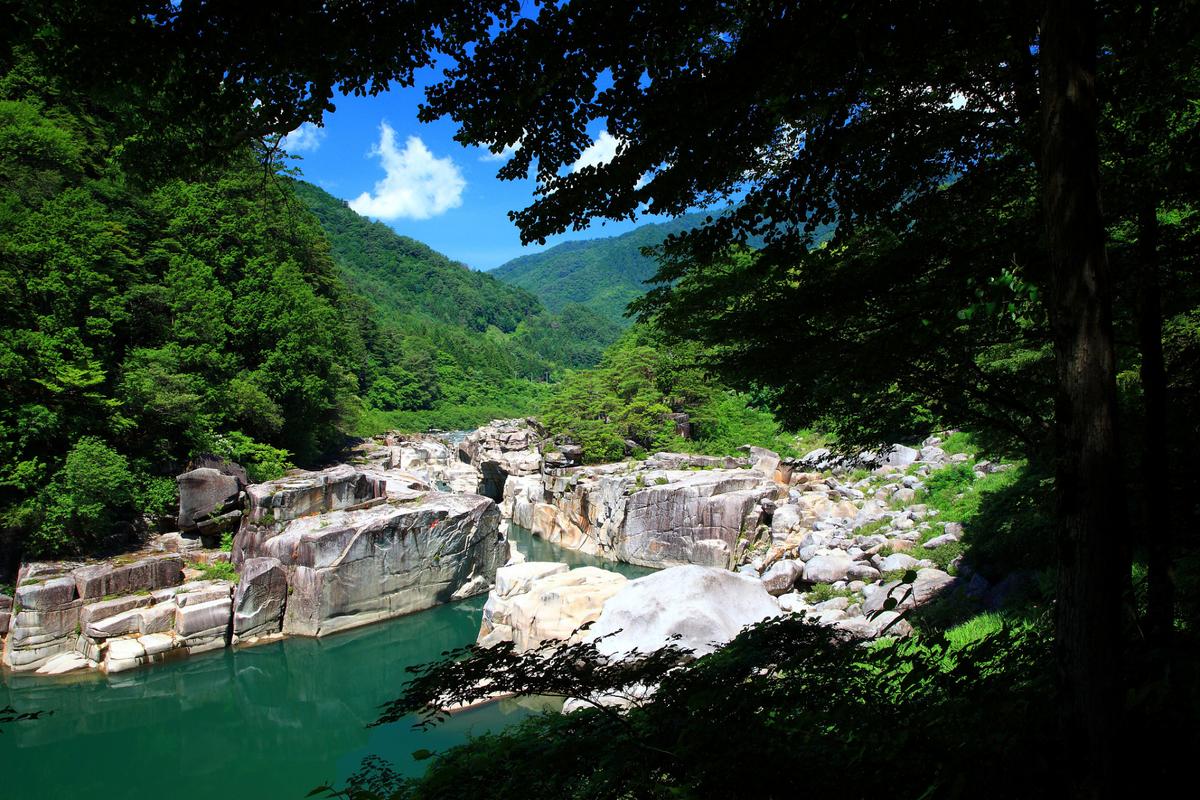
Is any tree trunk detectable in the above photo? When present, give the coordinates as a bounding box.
[1039,1,1124,796]
[1137,200,1173,642]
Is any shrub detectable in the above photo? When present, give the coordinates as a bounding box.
[30,438,136,556]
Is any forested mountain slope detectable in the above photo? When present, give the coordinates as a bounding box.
[291,181,622,426]
[491,211,710,325]
[0,66,614,563]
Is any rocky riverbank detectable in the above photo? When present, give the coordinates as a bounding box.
[1,452,505,675]
[0,419,1007,678]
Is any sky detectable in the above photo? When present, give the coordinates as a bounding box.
[281,67,660,271]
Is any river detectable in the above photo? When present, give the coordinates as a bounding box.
[0,528,649,798]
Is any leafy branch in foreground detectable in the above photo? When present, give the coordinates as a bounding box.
[314,615,1074,800]
[372,625,694,731]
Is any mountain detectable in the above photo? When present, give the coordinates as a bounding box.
[291,181,621,430]
[491,211,710,326]
[292,181,542,335]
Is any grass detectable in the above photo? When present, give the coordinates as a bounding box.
[190,559,239,583]
[805,583,857,604]
[853,518,889,537]
[943,611,1006,649]
[937,431,978,456]
[219,532,234,552]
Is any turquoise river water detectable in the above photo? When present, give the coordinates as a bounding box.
[0,529,650,799]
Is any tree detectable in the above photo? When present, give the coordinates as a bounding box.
[412,1,1179,788]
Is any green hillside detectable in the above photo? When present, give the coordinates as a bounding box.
[291,181,621,431]
[491,211,710,325]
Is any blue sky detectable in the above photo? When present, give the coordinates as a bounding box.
[281,66,659,271]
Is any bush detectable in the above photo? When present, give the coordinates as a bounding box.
[196,431,292,483]
[30,438,136,556]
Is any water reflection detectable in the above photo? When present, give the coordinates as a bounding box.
[0,526,651,797]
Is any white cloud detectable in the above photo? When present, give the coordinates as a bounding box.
[571,131,621,172]
[349,123,466,221]
[479,141,520,162]
[281,122,326,153]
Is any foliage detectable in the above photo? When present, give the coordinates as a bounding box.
[0,59,359,558]
[541,325,795,462]
[29,437,135,557]
[190,559,238,583]
[491,211,712,326]
[293,181,620,433]
[315,615,1085,800]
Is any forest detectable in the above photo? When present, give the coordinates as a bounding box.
[1,2,1198,798]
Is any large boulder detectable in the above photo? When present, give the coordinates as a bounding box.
[587,565,781,658]
[802,552,853,583]
[480,566,628,651]
[177,467,242,537]
[3,567,82,671]
[233,465,386,565]
[457,420,545,501]
[72,555,183,600]
[617,470,778,569]
[233,557,287,640]
[245,483,505,637]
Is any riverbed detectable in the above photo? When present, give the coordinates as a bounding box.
[0,528,648,798]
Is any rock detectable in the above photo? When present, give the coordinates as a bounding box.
[495,562,570,598]
[153,532,203,553]
[137,602,177,634]
[863,581,915,615]
[867,610,914,638]
[450,574,492,601]
[175,583,233,607]
[923,533,959,549]
[618,471,779,569]
[770,504,801,540]
[878,553,922,572]
[16,575,78,611]
[233,557,287,639]
[79,597,152,628]
[746,446,781,479]
[919,446,947,464]
[912,568,957,604]
[802,553,853,583]
[760,560,801,596]
[72,555,184,600]
[815,596,850,611]
[104,636,148,673]
[36,651,91,675]
[892,487,916,504]
[237,464,386,536]
[588,566,781,659]
[458,419,545,500]
[264,489,505,637]
[847,563,882,582]
[496,567,629,651]
[884,444,919,467]
[943,522,964,537]
[176,597,232,639]
[777,592,811,614]
[177,467,242,534]
[140,632,176,656]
